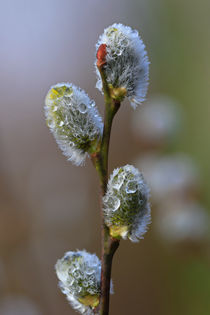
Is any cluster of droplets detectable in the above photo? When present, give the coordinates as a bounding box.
[55,250,102,314]
[103,165,151,242]
[45,83,103,166]
[95,23,149,108]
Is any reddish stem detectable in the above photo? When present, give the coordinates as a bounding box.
[91,63,121,315]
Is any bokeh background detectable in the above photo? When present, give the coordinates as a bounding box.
[0,0,210,314]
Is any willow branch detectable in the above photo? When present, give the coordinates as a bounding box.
[91,64,120,315]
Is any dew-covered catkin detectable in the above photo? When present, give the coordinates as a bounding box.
[45,83,103,166]
[55,250,109,314]
[103,165,151,242]
[95,23,149,108]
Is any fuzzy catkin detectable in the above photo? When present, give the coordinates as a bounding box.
[95,23,149,108]
[55,250,102,315]
[103,165,151,242]
[45,83,103,166]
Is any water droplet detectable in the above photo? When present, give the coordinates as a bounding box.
[53,106,58,112]
[86,269,94,275]
[108,196,120,212]
[90,101,95,107]
[139,199,144,206]
[59,121,64,127]
[88,288,95,295]
[126,180,138,194]
[78,103,87,114]
[116,49,123,56]
[92,262,99,268]
[69,277,74,286]
[64,253,70,261]
[74,270,81,279]
[112,175,124,190]
[47,120,55,129]
[64,116,70,124]
[121,38,129,46]
[71,266,77,273]
[64,96,71,104]
[103,196,109,205]
[107,28,117,36]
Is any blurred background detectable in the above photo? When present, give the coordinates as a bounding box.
[0,0,210,314]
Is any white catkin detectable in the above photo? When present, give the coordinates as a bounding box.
[55,250,113,314]
[95,23,149,108]
[103,165,151,242]
[45,83,103,166]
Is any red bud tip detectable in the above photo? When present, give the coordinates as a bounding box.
[96,44,107,67]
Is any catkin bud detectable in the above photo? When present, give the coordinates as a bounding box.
[103,165,151,242]
[45,83,103,166]
[95,23,149,108]
[55,250,103,314]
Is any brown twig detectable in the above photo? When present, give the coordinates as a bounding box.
[91,63,121,315]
